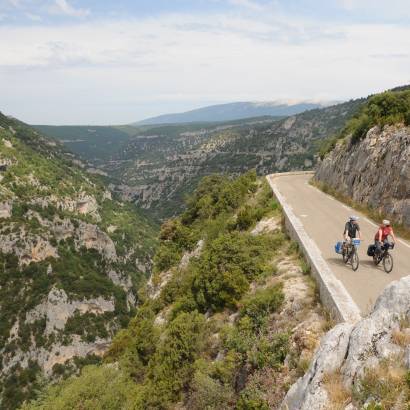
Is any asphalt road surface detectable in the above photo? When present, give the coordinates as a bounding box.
[273,173,410,314]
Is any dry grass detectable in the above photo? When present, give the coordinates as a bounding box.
[323,371,351,410]
[391,329,410,347]
[392,315,410,347]
[353,359,410,409]
[320,307,337,333]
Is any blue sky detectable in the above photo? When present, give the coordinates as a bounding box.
[1,0,410,124]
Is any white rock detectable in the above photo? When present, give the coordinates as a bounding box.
[0,201,12,218]
[3,139,13,148]
[25,286,115,336]
[281,276,410,409]
[281,323,354,410]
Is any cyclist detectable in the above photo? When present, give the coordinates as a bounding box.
[374,220,396,254]
[343,215,361,242]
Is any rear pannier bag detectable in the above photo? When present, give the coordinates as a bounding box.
[367,244,375,257]
[335,241,343,254]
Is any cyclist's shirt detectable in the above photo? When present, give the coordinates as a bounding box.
[374,226,392,241]
[344,221,360,238]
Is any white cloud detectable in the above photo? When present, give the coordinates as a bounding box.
[0,11,409,123]
[7,0,21,7]
[228,0,264,11]
[50,0,89,18]
[337,0,410,16]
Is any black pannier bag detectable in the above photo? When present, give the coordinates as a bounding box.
[367,244,375,257]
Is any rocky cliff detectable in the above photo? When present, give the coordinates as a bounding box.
[314,89,410,228]
[0,112,158,409]
[315,124,410,227]
[282,275,410,409]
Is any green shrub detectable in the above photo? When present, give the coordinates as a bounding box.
[142,311,207,407]
[153,242,182,273]
[239,284,284,330]
[191,232,276,311]
[188,370,234,410]
[236,385,269,410]
[21,365,139,410]
[247,333,289,370]
[319,89,410,157]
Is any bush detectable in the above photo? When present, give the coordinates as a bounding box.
[188,370,234,410]
[21,365,139,410]
[236,385,269,410]
[142,311,207,407]
[236,205,264,231]
[239,284,284,330]
[191,232,276,311]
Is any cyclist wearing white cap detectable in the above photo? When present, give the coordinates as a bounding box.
[374,219,396,254]
[343,215,361,241]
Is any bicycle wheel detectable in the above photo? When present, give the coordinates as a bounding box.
[373,254,380,265]
[342,246,349,264]
[351,250,359,271]
[383,253,393,273]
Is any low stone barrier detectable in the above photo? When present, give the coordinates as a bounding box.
[267,173,362,324]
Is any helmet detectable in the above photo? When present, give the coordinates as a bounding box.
[382,219,390,226]
[349,215,359,221]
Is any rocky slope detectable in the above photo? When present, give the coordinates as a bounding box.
[22,174,328,409]
[282,275,410,409]
[0,112,158,409]
[315,124,410,227]
[315,89,410,228]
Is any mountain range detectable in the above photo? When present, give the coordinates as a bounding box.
[135,101,331,125]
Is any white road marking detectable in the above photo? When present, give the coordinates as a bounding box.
[300,214,308,218]
[364,217,378,228]
[398,239,410,249]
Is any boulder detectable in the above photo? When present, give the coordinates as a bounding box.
[282,276,410,409]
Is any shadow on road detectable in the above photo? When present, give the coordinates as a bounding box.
[327,257,348,267]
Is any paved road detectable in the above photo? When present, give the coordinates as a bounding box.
[272,173,410,314]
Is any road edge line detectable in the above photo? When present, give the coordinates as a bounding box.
[267,173,362,324]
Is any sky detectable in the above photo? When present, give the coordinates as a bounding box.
[0,0,410,125]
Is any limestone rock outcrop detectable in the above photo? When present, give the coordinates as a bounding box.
[315,124,410,227]
[281,275,410,409]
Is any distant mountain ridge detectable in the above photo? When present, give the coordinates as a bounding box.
[136,101,332,125]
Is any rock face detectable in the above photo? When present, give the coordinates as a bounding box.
[25,287,115,335]
[3,287,115,376]
[315,124,410,227]
[282,275,410,409]
[0,111,157,408]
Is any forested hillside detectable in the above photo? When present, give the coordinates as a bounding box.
[38,98,364,219]
[0,113,158,409]
[22,172,327,409]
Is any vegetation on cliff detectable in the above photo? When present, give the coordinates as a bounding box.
[0,113,158,409]
[320,88,410,158]
[23,172,326,409]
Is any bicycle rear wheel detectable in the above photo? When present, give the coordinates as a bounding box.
[383,253,393,273]
[351,250,359,271]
